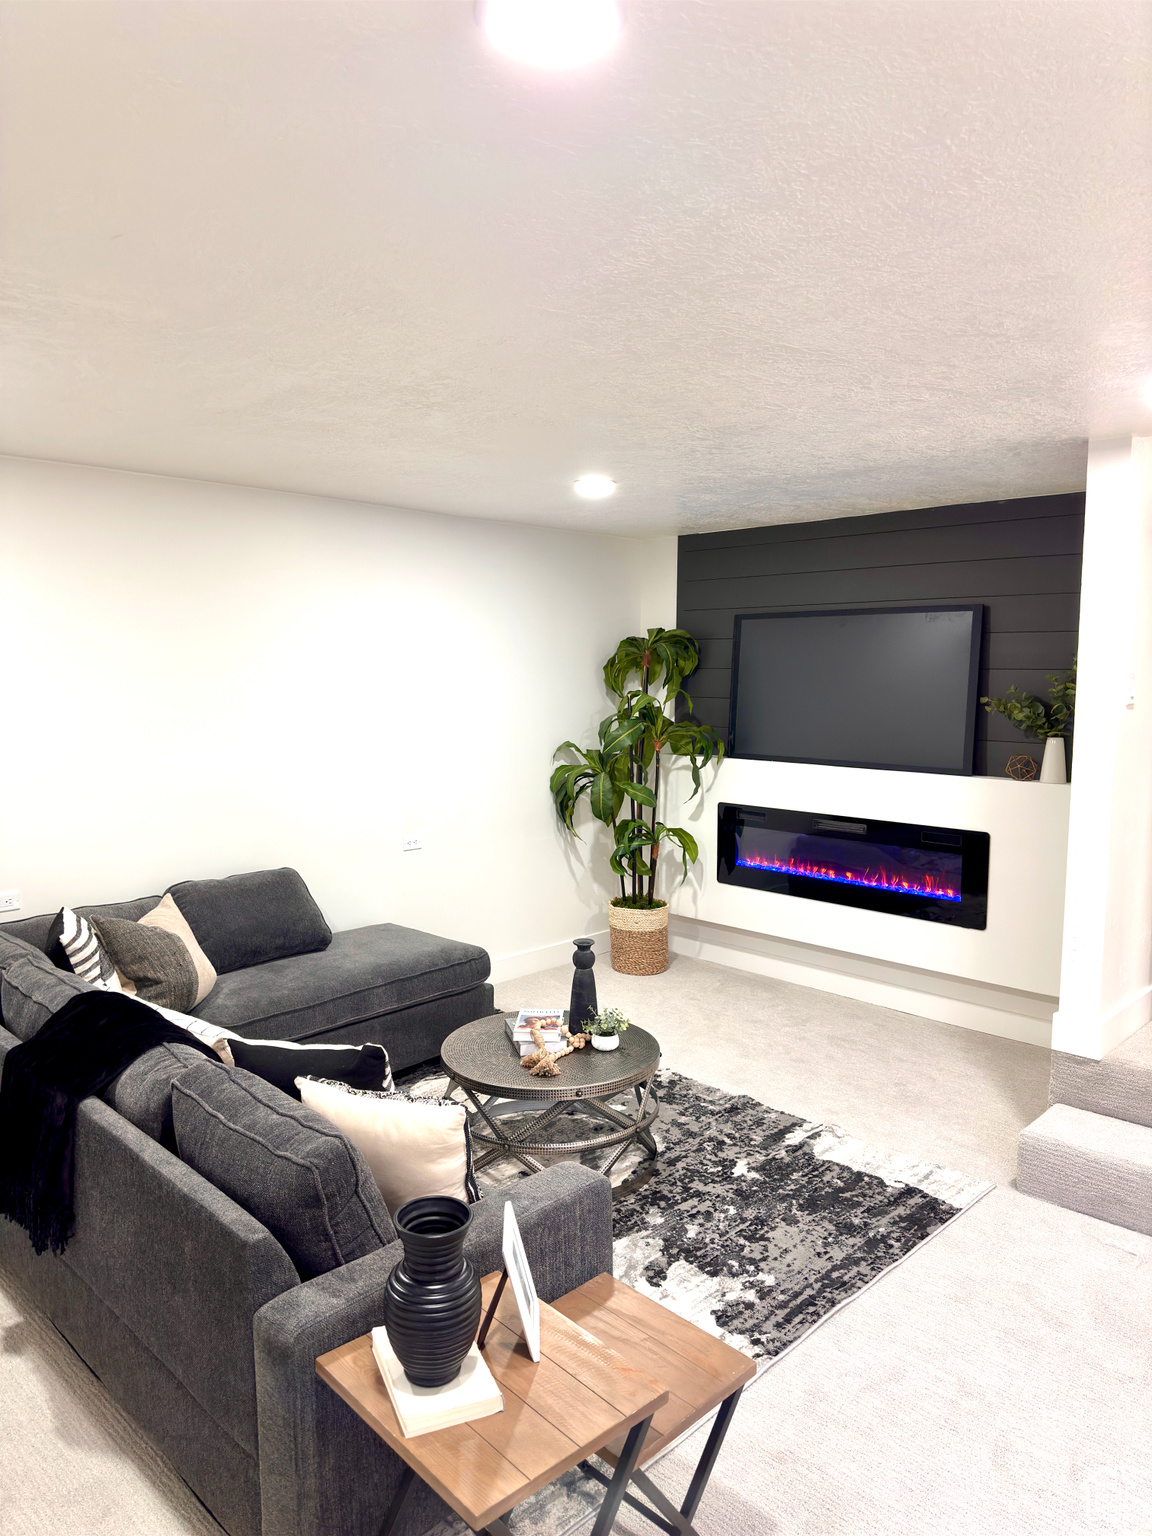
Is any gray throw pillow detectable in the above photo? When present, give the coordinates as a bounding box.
[164,868,332,975]
[92,913,199,1012]
[171,1060,394,1278]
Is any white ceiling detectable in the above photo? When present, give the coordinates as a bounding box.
[2,1,1150,535]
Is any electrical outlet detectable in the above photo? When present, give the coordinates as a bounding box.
[0,890,20,913]
[402,836,422,853]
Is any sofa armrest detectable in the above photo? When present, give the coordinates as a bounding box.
[463,1161,613,1301]
[253,1163,613,1536]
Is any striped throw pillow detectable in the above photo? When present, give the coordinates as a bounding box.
[57,907,124,992]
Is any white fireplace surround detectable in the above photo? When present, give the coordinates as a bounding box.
[663,755,1070,1047]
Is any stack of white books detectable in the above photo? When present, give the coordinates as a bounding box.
[370,1329,504,1438]
[505,1008,566,1057]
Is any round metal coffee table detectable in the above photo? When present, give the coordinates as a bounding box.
[439,1013,660,1198]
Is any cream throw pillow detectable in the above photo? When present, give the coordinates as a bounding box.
[139,894,217,1006]
[296,1078,478,1217]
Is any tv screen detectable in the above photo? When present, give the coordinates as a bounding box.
[728,605,983,774]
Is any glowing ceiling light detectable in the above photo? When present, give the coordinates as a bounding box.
[478,0,622,70]
[574,474,617,499]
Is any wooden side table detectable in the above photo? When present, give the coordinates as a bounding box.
[315,1272,755,1536]
[552,1273,757,1535]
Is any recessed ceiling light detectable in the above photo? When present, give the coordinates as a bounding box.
[574,474,617,499]
[478,0,622,70]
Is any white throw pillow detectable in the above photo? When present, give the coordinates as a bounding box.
[296,1077,478,1217]
[146,1001,239,1064]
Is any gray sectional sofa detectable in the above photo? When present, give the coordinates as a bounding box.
[1,867,495,1069]
[0,877,615,1536]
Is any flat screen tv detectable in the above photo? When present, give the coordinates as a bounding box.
[728,605,983,774]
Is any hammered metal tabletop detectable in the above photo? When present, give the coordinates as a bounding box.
[439,1012,661,1103]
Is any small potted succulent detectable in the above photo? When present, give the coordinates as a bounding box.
[584,1007,632,1052]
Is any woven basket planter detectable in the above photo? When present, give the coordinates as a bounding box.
[608,900,669,976]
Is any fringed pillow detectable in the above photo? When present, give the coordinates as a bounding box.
[296,1077,478,1217]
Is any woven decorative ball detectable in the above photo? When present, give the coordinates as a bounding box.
[1006,754,1039,781]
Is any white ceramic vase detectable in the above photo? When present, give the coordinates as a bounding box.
[1040,736,1067,784]
[590,1034,620,1052]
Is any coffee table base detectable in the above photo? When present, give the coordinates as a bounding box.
[447,1075,660,1199]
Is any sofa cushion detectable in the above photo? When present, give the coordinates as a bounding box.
[1,898,163,956]
[171,1060,394,1278]
[0,944,92,1040]
[92,911,200,1011]
[191,924,490,1041]
[139,894,218,1005]
[103,1039,214,1147]
[166,869,332,975]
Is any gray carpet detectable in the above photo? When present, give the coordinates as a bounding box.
[3,955,1149,1536]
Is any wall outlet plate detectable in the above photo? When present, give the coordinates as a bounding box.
[0,890,20,913]
[401,836,422,852]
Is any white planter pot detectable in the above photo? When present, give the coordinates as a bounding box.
[1040,736,1067,784]
[590,1034,620,1051]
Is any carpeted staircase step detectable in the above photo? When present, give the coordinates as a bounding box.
[1049,1021,1152,1129]
[1017,1104,1152,1234]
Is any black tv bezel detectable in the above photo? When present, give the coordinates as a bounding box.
[727,604,985,777]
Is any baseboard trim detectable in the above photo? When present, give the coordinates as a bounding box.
[489,928,609,986]
[669,915,1056,1048]
[1052,983,1152,1061]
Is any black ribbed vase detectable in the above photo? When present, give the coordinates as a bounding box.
[383,1196,482,1388]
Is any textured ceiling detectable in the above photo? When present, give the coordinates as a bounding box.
[2,1,1151,534]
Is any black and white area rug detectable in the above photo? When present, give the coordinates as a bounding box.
[403,1066,993,1536]
[609,1069,993,1362]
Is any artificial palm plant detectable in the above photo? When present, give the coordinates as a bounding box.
[550,627,724,909]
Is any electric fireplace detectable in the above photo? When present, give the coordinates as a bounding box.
[717,804,989,929]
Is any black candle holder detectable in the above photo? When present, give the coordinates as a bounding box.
[569,937,598,1033]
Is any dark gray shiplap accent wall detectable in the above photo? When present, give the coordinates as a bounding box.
[677,494,1084,778]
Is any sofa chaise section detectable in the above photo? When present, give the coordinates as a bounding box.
[0,871,496,1070]
[190,923,491,1068]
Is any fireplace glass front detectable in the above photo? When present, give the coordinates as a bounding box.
[717,804,989,929]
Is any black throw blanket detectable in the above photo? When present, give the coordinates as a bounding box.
[0,991,219,1256]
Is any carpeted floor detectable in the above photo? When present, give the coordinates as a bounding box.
[2,955,1150,1536]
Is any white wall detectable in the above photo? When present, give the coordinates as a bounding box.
[1052,437,1152,1060]
[0,456,656,981]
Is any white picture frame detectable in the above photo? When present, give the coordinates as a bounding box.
[501,1201,541,1363]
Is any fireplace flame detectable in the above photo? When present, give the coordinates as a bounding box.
[735,850,961,901]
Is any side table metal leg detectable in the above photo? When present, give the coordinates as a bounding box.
[589,1415,653,1536]
[679,1387,743,1524]
[378,1464,417,1536]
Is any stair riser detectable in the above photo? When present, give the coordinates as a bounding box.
[1018,1136,1152,1235]
[1050,1051,1152,1130]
